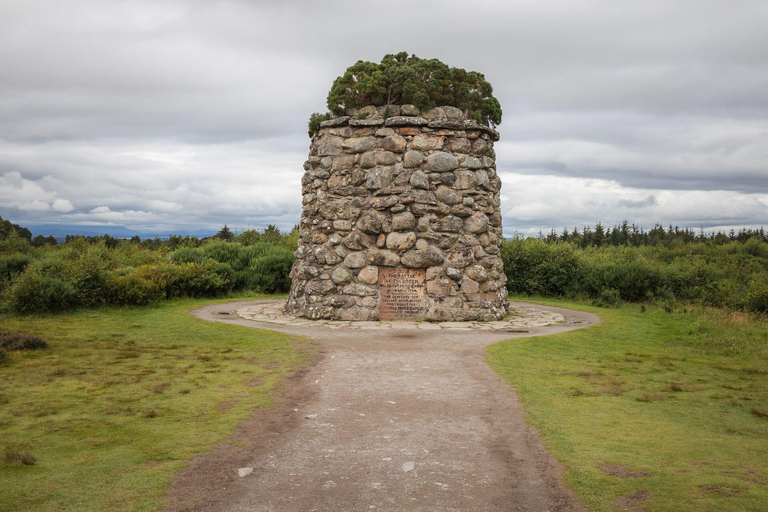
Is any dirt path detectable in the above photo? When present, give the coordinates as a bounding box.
[165,300,601,512]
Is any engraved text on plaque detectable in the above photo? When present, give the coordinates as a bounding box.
[377,267,426,320]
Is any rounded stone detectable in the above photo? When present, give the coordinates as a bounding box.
[435,186,462,206]
[409,170,429,189]
[367,248,400,266]
[454,170,477,190]
[466,265,488,282]
[360,151,376,168]
[403,150,425,168]
[446,138,471,153]
[342,137,377,153]
[460,276,480,294]
[333,220,352,231]
[461,156,483,169]
[375,151,398,165]
[375,127,395,137]
[424,152,459,172]
[342,283,377,296]
[411,134,444,151]
[464,212,489,234]
[357,266,379,285]
[356,211,385,234]
[316,136,343,156]
[401,247,444,268]
[446,266,462,281]
[435,215,464,232]
[476,169,490,187]
[377,135,407,153]
[391,212,416,231]
[386,232,417,250]
[344,252,366,269]
[331,266,352,284]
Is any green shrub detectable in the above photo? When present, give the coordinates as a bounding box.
[147,262,231,298]
[6,270,78,314]
[308,112,330,135]
[0,254,31,281]
[581,258,661,302]
[105,271,164,306]
[742,236,768,258]
[743,277,768,313]
[60,252,109,308]
[201,242,247,270]
[501,239,582,296]
[249,247,295,293]
[592,288,622,308]
[326,52,502,127]
[0,231,30,253]
[170,247,205,265]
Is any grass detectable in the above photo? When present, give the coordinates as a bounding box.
[488,298,768,511]
[0,294,314,512]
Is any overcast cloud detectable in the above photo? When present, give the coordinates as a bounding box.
[1,0,767,237]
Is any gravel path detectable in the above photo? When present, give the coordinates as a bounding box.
[165,300,601,512]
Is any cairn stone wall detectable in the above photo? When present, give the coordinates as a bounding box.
[285,104,508,322]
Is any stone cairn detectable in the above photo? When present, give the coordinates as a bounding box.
[285,104,508,322]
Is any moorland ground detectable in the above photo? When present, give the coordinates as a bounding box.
[1,294,766,511]
[0,295,315,512]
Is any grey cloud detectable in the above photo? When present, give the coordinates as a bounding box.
[618,196,657,209]
[1,0,767,235]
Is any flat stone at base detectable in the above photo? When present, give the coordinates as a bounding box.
[438,322,474,328]
[235,303,565,331]
[390,322,420,330]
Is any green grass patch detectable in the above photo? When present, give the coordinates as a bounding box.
[489,298,768,511]
[0,295,314,512]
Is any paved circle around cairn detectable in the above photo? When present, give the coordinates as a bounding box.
[236,302,565,331]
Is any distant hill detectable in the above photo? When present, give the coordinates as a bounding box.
[27,224,216,242]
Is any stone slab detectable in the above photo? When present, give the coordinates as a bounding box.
[377,267,427,321]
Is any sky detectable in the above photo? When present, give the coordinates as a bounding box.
[1,0,767,238]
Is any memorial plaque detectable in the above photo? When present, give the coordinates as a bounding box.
[377,267,426,320]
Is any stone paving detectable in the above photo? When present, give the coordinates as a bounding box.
[236,302,564,331]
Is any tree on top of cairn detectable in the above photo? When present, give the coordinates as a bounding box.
[324,52,502,128]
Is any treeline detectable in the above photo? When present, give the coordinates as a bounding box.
[0,224,298,314]
[59,224,299,250]
[2,215,767,315]
[503,236,768,313]
[539,221,768,247]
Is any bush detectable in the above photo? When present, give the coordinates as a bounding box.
[581,258,661,302]
[60,252,109,308]
[501,239,582,296]
[326,52,502,127]
[0,254,31,281]
[592,288,622,308]
[105,271,165,306]
[308,112,330,135]
[249,247,295,293]
[0,328,48,351]
[170,247,205,265]
[6,270,78,314]
[142,262,231,299]
[743,277,768,313]
[201,242,246,270]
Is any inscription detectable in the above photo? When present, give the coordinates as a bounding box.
[378,267,426,320]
